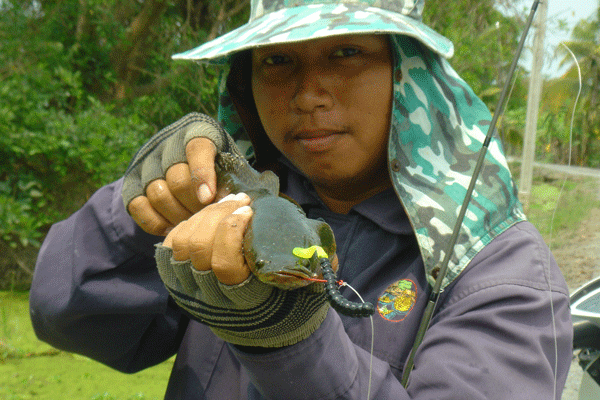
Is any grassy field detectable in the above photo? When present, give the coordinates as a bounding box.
[519,173,600,249]
[0,291,173,400]
[1,171,598,399]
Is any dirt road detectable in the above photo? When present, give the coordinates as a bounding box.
[553,206,600,293]
[547,177,600,399]
[557,206,600,399]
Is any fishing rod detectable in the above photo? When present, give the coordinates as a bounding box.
[400,0,543,387]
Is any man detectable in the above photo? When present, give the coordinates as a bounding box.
[30,1,572,398]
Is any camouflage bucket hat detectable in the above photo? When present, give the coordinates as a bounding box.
[172,0,454,64]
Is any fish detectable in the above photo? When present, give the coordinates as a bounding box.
[215,151,336,290]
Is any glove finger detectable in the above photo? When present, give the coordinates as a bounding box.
[186,137,218,205]
[162,130,187,172]
[172,258,200,294]
[165,163,203,213]
[122,169,144,212]
[128,195,173,236]
[163,221,210,295]
[211,205,253,286]
[155,245,178,289]
[140,142,167,189]
[146,179,193,225]
[155,244,200,299]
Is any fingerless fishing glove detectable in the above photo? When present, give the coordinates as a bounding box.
[155,245,329,348]
[122,112,243,212]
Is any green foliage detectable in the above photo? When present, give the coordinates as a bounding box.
[522,175,600,247]
[498,105,527,156]
[5,0,590,272]
[424,0,529,156]
[0,8,154,250]
[0,62,153,248]
[424,0,528,111]
[0,0,247,255]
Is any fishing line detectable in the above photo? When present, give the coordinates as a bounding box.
[320,258,375,318]
[339,281,375,400]
[292,246,374,316]
[549,43,582,250]
[545,42,582,399]
[302,263,375,399]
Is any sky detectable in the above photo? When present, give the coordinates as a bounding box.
[535,0,598,77]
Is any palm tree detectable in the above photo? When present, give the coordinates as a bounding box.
[552,5,600,166]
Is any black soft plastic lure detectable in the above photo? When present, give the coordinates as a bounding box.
[320,258,375,318]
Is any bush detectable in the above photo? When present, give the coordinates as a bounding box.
[0,31,153,251]
[0,61,153,288]
[0,0,239,289]
[1,91,153,249]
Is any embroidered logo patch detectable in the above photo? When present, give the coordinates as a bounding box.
[377,279,417,322]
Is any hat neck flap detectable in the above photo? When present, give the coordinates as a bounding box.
[387,35,526,287]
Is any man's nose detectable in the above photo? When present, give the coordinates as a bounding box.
[290,65,334,113]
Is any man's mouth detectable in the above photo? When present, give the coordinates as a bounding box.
[295,130,344,152]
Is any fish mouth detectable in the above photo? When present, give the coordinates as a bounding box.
[263,268,321,289]
[276,270,317,280]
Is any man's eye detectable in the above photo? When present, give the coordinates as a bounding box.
[264,55,291,65]
[332,47,361,58]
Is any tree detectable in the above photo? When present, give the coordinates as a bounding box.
[542,5,600,166]
[425,0,526,102]
[424,0,529,153]
[0,0,250,287]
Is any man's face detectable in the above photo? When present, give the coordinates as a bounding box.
[251,34,393,194]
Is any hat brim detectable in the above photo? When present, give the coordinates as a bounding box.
[172,3,453,64]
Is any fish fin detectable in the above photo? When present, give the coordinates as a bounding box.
[317,222,336,259]
[216,152,280,195]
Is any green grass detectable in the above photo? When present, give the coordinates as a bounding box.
[0,292,173,400]
[525,175,600,248]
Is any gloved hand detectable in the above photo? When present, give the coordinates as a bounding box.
[128,113,329,346]
[156,246,328,347]
[154,194,329,347]
[122,113,243,235]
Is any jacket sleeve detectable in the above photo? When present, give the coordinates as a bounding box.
[230,222,573,400]
[29,178,188,373]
